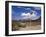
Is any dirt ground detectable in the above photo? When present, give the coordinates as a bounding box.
[12,21,41,31]
[18,21,41,31]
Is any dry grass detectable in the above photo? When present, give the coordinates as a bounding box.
[12,21,41,31]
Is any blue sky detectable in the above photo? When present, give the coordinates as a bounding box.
[12,6,41,20]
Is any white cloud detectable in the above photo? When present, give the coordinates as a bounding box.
[31,10,37,17]
[21,10,40,20]
[24,8,31,10]
[21,13,31,16]
[17,6,22,8]
[21,13,31,19]
[35,7,41,10]
[31,16,40,20]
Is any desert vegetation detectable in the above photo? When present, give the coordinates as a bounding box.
[12,18,41,31]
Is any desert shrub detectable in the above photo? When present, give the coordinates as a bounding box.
[12,21,26,31]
